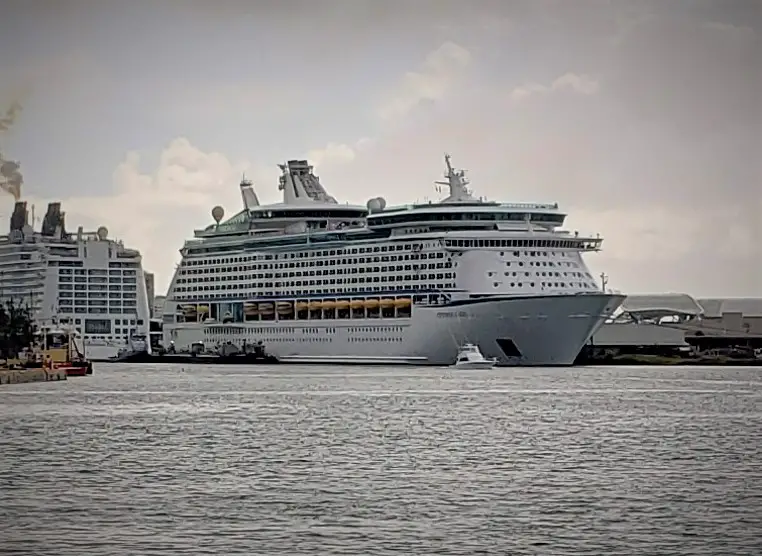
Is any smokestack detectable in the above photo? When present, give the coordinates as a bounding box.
[240,176,260,210]
[0,102,23,201]
[0,101,22,132]
[10,201,27,232]
[41,202,63,236]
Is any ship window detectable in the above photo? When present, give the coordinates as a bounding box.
[85,319,112,334]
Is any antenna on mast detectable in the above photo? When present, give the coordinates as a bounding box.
[435,153,454,195]
[600,272,609,292]
[434,153,476,203]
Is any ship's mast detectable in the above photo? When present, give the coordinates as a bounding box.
[444,153,454,177]
[435,153,474,203]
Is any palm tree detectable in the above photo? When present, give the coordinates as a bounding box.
[0,299,36,359]
[0,302,8,359]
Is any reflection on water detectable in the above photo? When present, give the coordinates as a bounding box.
[1,364,761,555]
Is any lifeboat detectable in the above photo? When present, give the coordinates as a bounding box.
[197,305,210,314]
[321,300,336,310]
[295,301,309,311]
[243,302,258,316]
[334,300,350,310]
[380,298,395,308]
[182,304,197,316]
[258,302,274,314]
[393,298,412,308]
[349,299,364,309]
[308,301,323,311]
[277,302,293,314]
[364,299,380,309]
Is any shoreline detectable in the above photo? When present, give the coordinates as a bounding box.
[575,354,762,367]
[0,368,68,385]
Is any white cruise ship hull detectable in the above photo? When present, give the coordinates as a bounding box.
[168,293,623,366]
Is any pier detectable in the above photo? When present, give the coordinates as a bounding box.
[0,367,67,385]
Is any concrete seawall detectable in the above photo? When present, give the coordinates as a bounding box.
[0,368,68,385]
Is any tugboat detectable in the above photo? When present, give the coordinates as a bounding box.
[29,325,92,377]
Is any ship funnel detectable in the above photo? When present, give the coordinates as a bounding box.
[239,177,260,210]
[41,202,62,236]
[10,201,27,232]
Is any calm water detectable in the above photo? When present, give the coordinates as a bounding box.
[1,364,761,555]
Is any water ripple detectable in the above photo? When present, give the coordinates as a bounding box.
[1,364,761,555]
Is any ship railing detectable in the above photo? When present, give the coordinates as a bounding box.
[439,235,603,250]
[497,202,560,210]
[377,201,560,213]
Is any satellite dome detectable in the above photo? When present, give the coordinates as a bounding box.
[211,205,225,223]
[97,226,108,240]
[366,197,387,213]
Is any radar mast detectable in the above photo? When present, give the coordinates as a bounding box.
[435,153,475,203]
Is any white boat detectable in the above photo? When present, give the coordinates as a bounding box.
[162,155,624,366]
[452,343,497,369]
[0,200,153,361]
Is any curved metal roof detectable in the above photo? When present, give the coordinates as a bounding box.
[620,294,704,317]
[698,298,762,318]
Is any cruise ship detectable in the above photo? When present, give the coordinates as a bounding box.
[162,156,624,366]
[0,201,153,360]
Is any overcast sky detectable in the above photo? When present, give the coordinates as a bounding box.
[1,0,760,297]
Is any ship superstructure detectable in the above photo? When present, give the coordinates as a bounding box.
[0,201,152,360]
[162,156,624,365]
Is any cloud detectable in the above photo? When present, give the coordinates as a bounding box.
[166,82,304,120]
[306,138,375,169]
[18,138,263,294]
[510,73,600,102]
[376,41,471,120]
[306,142,357,167]
[7,2,759,299]
[285,9,760,297]
[608,14,759,135]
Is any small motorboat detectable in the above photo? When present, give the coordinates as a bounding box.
[452,343,497,369]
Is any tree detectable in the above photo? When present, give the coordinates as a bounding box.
[0,299,36,359]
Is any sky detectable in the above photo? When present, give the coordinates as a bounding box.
[0,0,760,297]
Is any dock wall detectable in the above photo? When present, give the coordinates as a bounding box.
[0,368,68,385]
